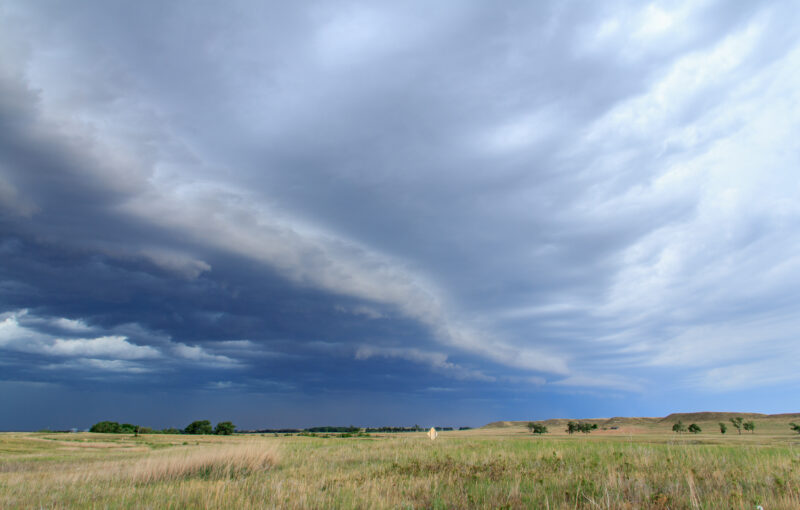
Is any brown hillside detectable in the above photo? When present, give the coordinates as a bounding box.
[484,412,800,429]
[483,421,517,428]
[767,413,800,419]
[660,412,765,423]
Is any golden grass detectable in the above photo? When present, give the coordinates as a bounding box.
[126,443,279,483]
[44,441,280,486]
[1,431,799,509]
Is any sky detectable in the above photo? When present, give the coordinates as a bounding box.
[1,0,799,431]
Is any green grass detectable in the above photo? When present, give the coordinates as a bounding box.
[1,429,799,508]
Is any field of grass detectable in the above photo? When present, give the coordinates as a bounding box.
[2,417,799,509]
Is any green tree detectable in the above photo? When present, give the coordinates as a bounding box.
[566,421,578,434]
[790,423,800,434]
[184,420,213,435]
[730,417,743,435]
[743,421,755,434]
[672,421,686,434]
[718,422,727,434]
[161,427,181,434]
[89,421,122,433]
[688,423,701,434]
[527,422,535,434]
[214,421,236,435]
[578,423,598,434]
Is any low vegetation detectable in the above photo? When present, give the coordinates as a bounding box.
[3,412,799,508]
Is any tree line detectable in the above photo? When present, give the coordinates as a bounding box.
[524,421,599,435]
[304,425,460,433]
[88,421,469,435]
[673,417,760,435]
[89,420,235,435]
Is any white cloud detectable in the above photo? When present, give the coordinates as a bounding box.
[172,343,239,367]
[0,310,246,372]
[355,345,495,382]
[44,358,152,374]
[689,357,800,392]
[137,248,211,279]
[49,317,94,333]
[45,336,160,359]
[0,311,159,360]
[587,17,765,143]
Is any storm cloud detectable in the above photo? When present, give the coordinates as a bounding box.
[1,0,799,429]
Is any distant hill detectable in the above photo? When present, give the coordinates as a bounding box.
[659,412,776,423]
[484,412,800,432]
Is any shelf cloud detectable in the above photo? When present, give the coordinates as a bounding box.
[1,0,799,429]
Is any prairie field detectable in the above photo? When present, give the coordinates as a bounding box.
[1,417,799,509]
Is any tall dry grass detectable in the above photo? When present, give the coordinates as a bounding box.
[54,442,280,485]
[127,443,279,483]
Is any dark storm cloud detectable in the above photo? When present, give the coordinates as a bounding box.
[2,0,800,428]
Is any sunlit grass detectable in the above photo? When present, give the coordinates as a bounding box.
[1,430,799,508]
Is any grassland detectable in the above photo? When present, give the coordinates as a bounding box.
[1,413,799,509]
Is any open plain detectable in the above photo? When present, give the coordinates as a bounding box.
[2,413,799,509]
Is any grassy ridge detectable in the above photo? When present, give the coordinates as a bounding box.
[2,428,799,509]
[486,412,800,436]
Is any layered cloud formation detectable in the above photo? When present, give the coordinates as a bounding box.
[1,0,799,428]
